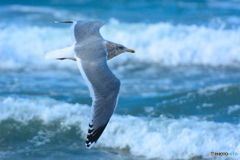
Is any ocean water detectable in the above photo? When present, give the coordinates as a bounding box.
[1,0,240,159]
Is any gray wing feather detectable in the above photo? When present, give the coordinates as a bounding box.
[76,57,120,148]
[73,20,105,43]
[53,19,118,148]
[54,20,105,43]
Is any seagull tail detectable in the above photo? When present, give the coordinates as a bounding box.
[45,45,76,61]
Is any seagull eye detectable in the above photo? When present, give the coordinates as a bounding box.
[119,46,124,49]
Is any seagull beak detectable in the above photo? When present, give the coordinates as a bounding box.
[126,49,135,53]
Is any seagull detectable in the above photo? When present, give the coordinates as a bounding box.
[45,20,135,149]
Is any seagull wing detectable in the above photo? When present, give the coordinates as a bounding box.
[51,20,119,149]
[55,20,105,43]
[76,57,120,149]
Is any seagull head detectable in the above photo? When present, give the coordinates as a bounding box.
[116,44,135,54]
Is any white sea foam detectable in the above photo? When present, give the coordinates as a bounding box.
[197,84,230,96]
[0,5,84,21]
[228,105,240,114]
[0,25,74,70]
[1,20,240,70]
[1,96,240,159]
[103,19,240,67]
[1,5,62,14]
[207,1,240,10]
[29,130,56,146]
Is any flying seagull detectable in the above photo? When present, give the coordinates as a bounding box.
[45,20,135,149]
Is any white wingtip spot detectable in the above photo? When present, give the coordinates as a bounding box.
[86,142,95,149]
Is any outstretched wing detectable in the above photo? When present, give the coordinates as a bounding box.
[54,20,105,43]
[76,57,120,149]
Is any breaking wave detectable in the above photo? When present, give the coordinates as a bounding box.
[1,97,240,159]
[1,20,240,70]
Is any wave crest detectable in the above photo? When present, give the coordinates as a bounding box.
[1,21,240,70]
[1,97,240,159]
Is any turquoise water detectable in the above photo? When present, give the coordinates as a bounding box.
[1,0,240,159]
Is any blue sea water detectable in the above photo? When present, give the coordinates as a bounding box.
[1,0,240,159]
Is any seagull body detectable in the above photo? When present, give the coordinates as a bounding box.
[45,20,134,149]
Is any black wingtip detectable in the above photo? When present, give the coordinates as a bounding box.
[85,123,108,149]
[53,21,74,24]
[85,140,95,149]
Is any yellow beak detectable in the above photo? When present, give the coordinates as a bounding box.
[126,49,135,53]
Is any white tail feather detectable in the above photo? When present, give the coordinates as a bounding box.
[45,45,75,60]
